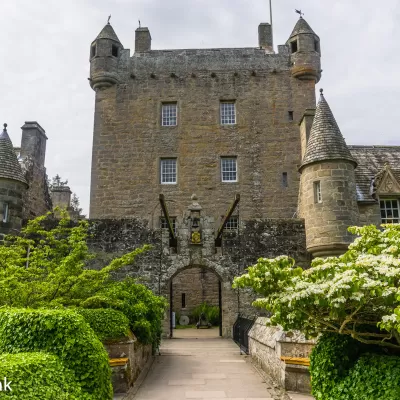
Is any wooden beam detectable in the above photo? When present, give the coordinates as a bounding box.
[159,194,177,247]
[215,194,240,247]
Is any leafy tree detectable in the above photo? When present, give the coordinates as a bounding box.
[0,210,149,308]
[70,193,83,215]
[233,224,400,350]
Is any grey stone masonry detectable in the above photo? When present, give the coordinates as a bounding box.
[300,91,356,170]
[0,124,27,185]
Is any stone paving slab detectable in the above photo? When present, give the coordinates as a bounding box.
[132,336,291,400]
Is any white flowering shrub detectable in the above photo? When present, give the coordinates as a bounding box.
[233,224,400,350]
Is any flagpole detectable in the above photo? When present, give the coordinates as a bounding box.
[269,0,274,49]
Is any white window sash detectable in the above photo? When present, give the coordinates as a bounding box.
[221,158,237,182]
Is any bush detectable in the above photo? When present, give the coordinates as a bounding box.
[0,309,112,400]
[82,279,167,347]
[76,308,130,341]
[310,333,400,400]
[191,302,220,326]
[0,352,88,399]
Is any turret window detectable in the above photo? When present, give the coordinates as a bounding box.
[314,40,320,54]
[314,181,322,203]
[290,40,298,54]
[91,44,96,58]
[2,203,9,223]
[112,44,119,57]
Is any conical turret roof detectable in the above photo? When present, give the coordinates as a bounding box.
[94,23,122,44]
[289,17,318,40]
[300,90,356,170]
[0,124,28,185]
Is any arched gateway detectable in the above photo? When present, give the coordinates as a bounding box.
[88,195,309,339]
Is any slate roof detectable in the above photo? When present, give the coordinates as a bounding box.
[94,23,121,44]
[300,91,356,170]
[0,124,27,185]
[288,17,318,40]
[348,146,400,202]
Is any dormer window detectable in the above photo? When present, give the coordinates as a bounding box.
[91,44,96,58]
[112,44,119,57]
[290,40,298,54]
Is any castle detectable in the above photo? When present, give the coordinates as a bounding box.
[1,15,399,337]
[87,15,400,335]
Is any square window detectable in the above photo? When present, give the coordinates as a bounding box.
[221,158,237,182]
[2,203,9,223]
[380,198,400,224]
[162,103,177,126]
[314,181,322,203]
[160,217,177,233]
[225,216,239,230]
[161,159,177,184]
[220,102,236,125]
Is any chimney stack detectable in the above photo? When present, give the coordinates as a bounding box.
[135,27,151,52]
[258,23,273,51]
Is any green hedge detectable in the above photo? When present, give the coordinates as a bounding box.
[82,279,167,347]
[0,309,112,400]
[76,308,130,341]
[0,352,88,400]
[310,333,400,400]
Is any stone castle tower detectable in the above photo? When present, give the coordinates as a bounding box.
[89,17,321,225]
[0,122,52,238]
[298,90,359,257]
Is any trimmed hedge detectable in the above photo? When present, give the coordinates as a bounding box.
[0,309,112,400]
[310,333,400,400]
[0,352,88,399]
[77,308,130,341]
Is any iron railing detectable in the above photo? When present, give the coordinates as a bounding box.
[233,315,255,354]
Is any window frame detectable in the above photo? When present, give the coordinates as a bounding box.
[90,44,96,58]
[314,181,322,203]
[379,198,400,224]
[225,215,239,231]
[160,158,177,185]
[160,216,177,233]
[161,102,178,127]
[220,101,236,125]
[2,202,9,223]
[221,157,238,183]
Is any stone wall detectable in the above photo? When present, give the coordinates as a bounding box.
[87,217,309,338]
[105,335,152,394]
[172,267,219,319]
[248,318,315,394]
[358,202,381,226]
[299,160,359,257]
[0,178,26,237]
[89,35,316,221]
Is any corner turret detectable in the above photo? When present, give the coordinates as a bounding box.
[287,17,321,83]
[89,22,124,90]
[0,124,28,237]
[299,90,359,257]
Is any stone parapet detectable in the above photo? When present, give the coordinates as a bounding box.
[248,318,315,394]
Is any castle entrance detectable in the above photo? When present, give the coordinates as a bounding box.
[169,266,222,339]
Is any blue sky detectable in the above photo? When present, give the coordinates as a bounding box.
[1,0,399,214]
